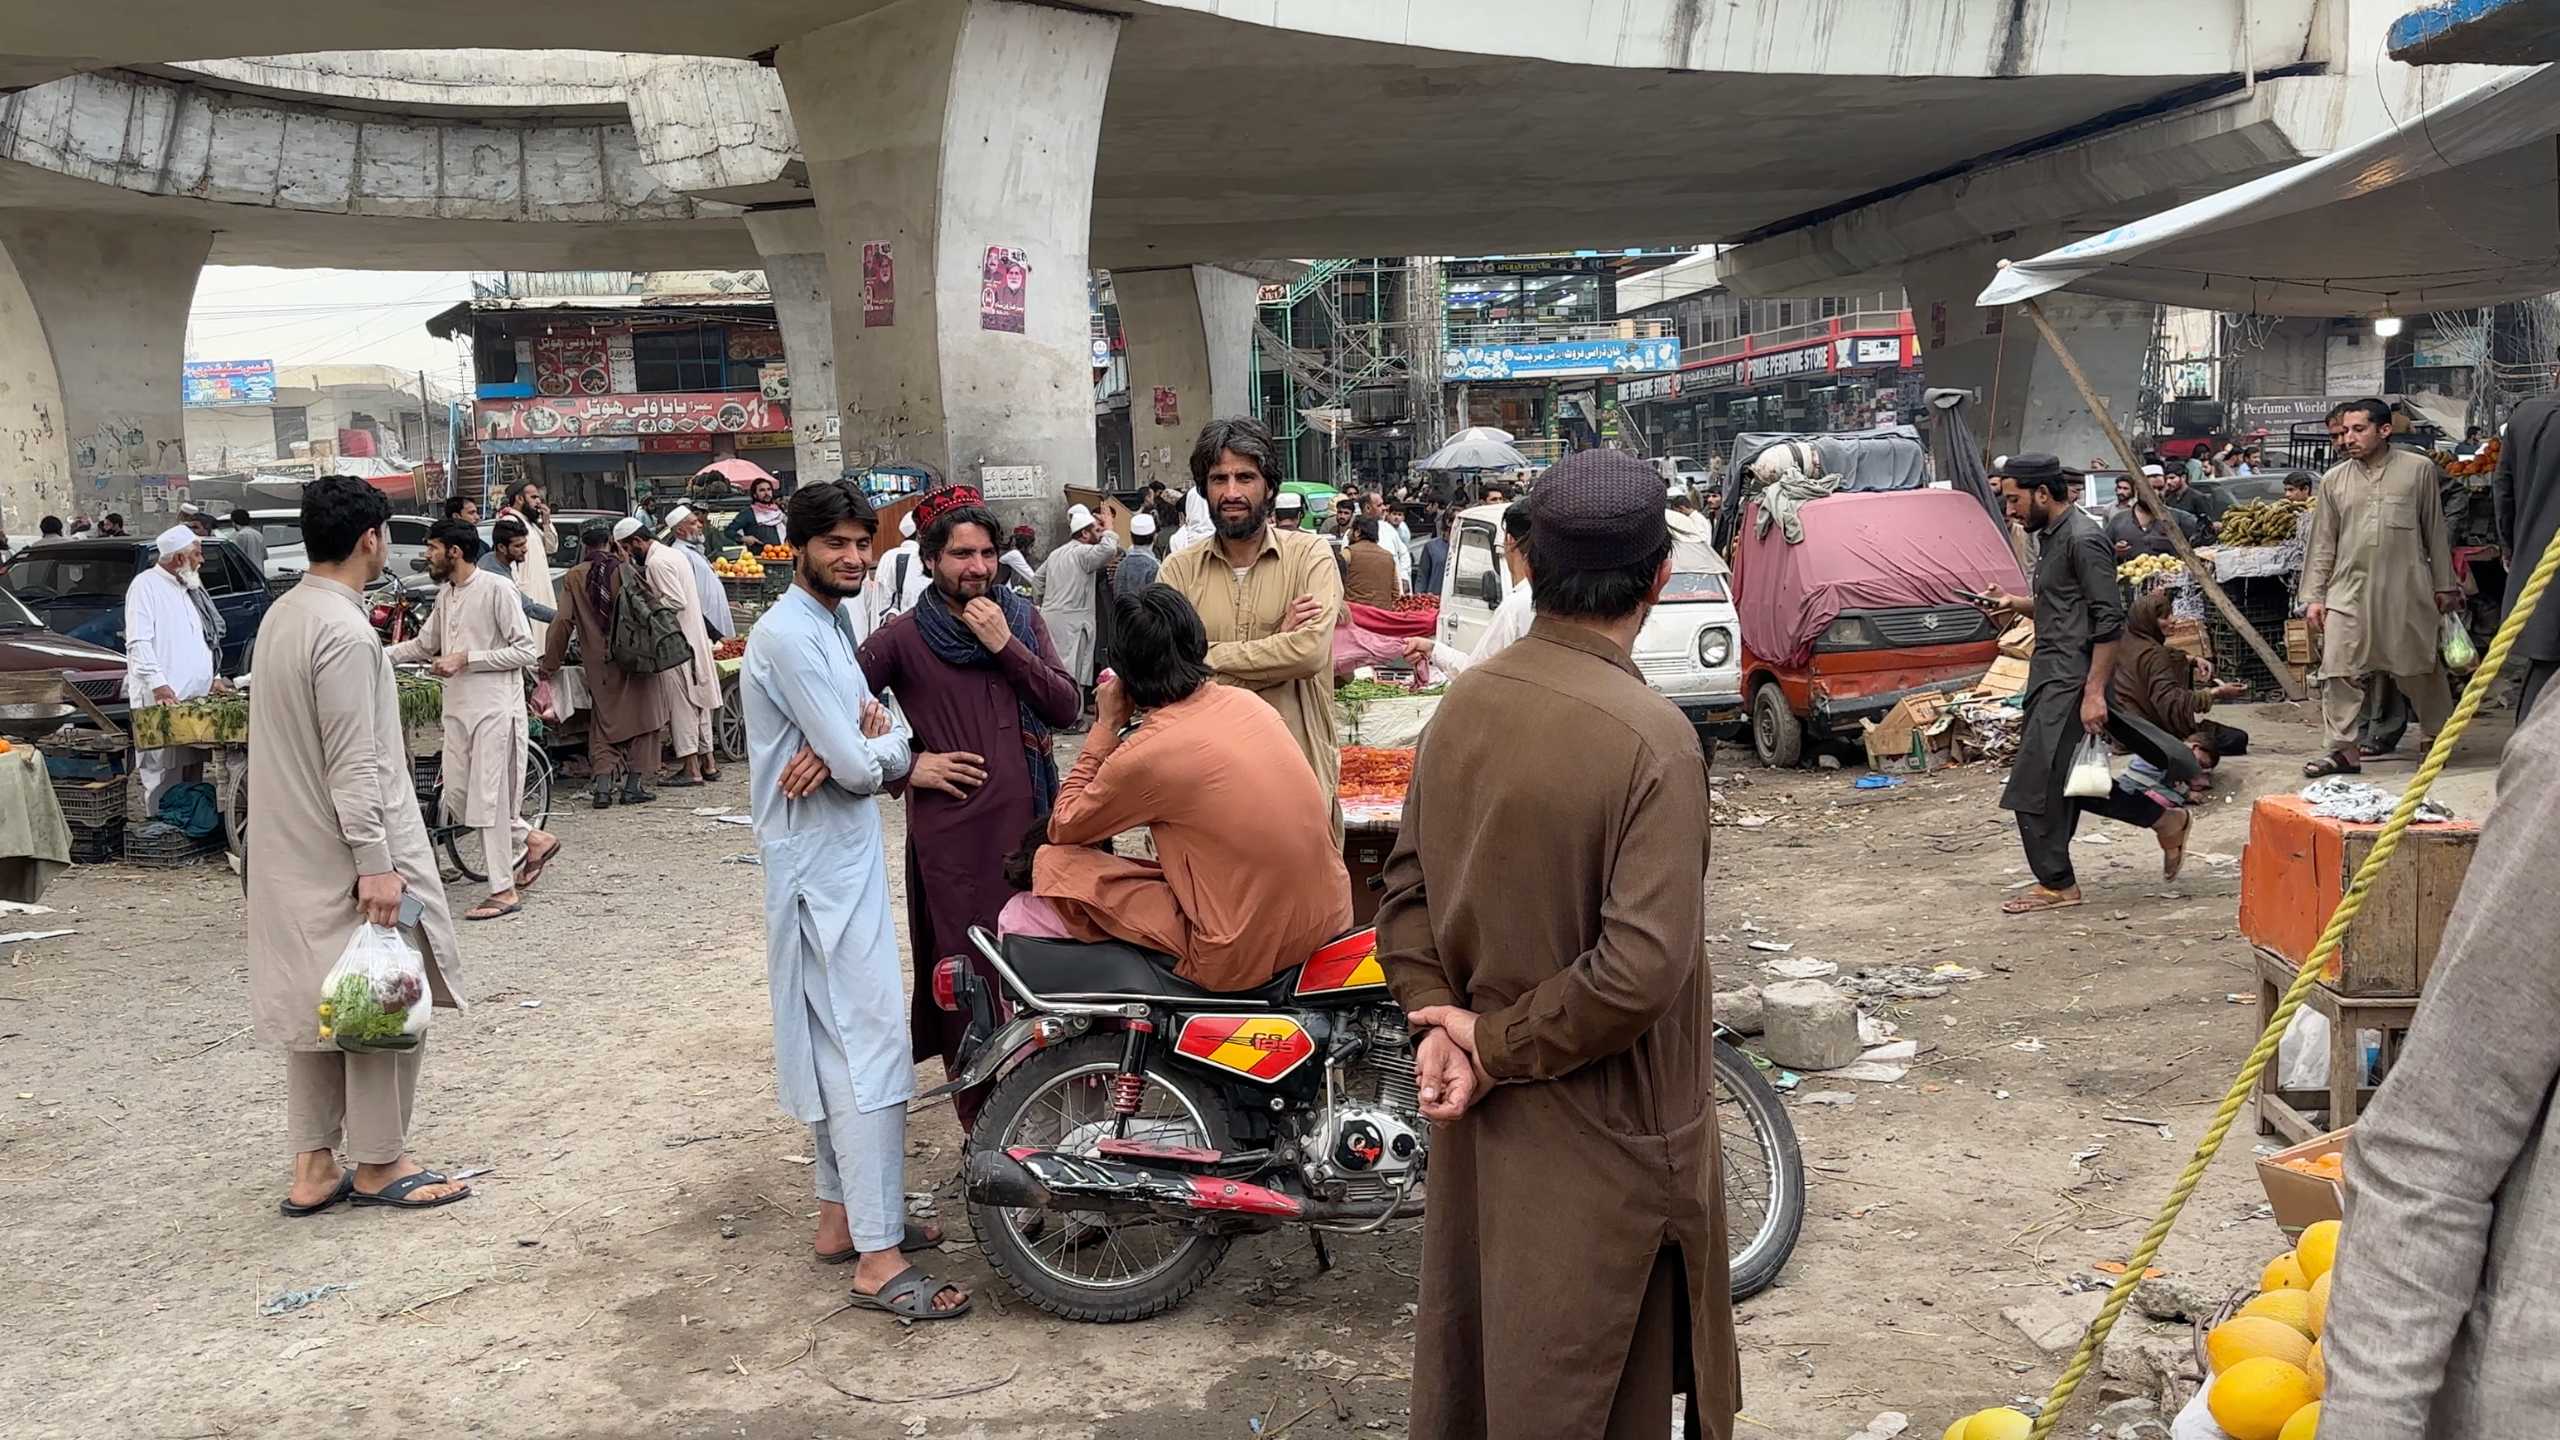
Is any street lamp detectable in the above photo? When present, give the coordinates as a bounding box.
[2373,316,2404,338]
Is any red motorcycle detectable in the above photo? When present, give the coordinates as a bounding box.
[931,924,1803,1321]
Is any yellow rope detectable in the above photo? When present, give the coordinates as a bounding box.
[2020,522,2560,1440]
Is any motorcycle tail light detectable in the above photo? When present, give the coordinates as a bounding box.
[931,955,967,1012]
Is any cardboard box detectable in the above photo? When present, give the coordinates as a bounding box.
[2256,1128,2349,1239]
[2239,795,2480,995]
[1974,654,2031,700]
[2165,616,2210,664]
[1862,694,1957,774]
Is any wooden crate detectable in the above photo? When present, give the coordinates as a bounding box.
[2238,794,2479,995]
[2284,618,2313,665]
[2254,947,2418,1143]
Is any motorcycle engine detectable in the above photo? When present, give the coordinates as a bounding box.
[1304,1009,1428,1202]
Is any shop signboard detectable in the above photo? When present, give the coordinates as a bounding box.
[1443,336,1680,382]
[1835,335,1903,368]
[1445,255,1612,279]
[1619,372,1684,404]
[1744,343,1833,383]
[532,336,611,396]
[2228,394,2400,436]
[475,393,789,440]
[639,435,716,453]
[479,435,634,455]
[183,359,275,407]
[737,430,793,449]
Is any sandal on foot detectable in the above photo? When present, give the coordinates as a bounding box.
[846,1265,971,1322]
[351,1169,472,1211]
[2001,887,2084,916]
[656,772,704,788]
[514,838,564,891]
[280,1169,354,1218]
[2303,750,2362,778]
[2157,809,2193,881]
[817,1221,942,1264]
[465,900,522,922]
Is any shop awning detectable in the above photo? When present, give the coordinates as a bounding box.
[1979,64,2560,317]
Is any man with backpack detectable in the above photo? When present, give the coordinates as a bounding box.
[619,516,723,788]
[541,523,673,808]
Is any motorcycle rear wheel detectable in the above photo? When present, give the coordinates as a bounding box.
[969,1034,1239,1322]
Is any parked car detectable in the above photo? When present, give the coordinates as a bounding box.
[1731,487,2024,767]
[248,508,437,586]
[0,536,273,678]
[1435,501,1745,740]
[0,585,128,720]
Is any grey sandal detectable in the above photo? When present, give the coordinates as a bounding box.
[817,1221,942,1264]
[846,1265,971,1321]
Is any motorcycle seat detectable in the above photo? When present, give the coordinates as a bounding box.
[1000,935,1291,1004]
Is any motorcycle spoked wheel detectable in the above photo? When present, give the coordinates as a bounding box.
[968,1034,1240,1322]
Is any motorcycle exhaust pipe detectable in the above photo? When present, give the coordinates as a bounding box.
[967,1147,1308,1221]
[966,1149,1057,1210]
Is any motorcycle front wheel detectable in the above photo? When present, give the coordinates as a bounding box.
[968,1034,1239,1322]
[1714,1037,1806,1300]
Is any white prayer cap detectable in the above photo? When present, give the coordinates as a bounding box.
[900,510,918,539]
[1275,491,1305,512]
[2140,464,2165,478]
[1066,503,1097,531]
[153,524,200,556]
[611,516,645,542]
[665,504,695,527]
[1130,512,1157,538]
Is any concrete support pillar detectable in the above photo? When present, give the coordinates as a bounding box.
[744,207,841,486]
[0,216,210,532]
[1904,236,2155,467]
[778,0,1120,537]
[1113,265,1260,489]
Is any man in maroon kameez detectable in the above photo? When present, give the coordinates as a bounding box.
[858,487,1081,1124]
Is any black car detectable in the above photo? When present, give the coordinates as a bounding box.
[0,536,272,677]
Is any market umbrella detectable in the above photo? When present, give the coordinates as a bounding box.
[1448,425,1515,445]
[694,457,778,491]
[1416,432,1530,472]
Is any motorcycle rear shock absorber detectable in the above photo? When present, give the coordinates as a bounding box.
[1111,1017,1156,1134]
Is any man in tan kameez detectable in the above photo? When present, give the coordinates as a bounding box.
[1378,449,1738,1440]
[623,517,720,788]
[543,523,670,809]
[250,476,470,1216]
[1156,416,1344,838]
[388,520,558,921]
[2303,398,2462,777]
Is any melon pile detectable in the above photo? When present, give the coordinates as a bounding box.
[2198,1219,2339,1439]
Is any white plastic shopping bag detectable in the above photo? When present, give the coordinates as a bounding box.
[315,923,430,1052]
[2063,735,2114,799]
[2441,612,2479,672]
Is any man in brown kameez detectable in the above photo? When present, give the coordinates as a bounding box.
[542,522,671,808]
[1378,448,1739,1440]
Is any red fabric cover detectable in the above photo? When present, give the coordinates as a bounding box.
[1735,489,2027,667]
[1345,602,1437,637]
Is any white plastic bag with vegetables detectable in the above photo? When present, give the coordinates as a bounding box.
[316,924,430,1052]
[2441,612,2479,672]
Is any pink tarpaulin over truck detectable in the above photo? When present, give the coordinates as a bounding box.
[1735,488,2026,668]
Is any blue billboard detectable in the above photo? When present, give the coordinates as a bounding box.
[183,359,276,407]
[1442,336,1681,382]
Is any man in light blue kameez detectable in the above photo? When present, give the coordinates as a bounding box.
[742,478,972,1322]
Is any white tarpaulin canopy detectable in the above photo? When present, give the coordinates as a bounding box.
[1981,64,2560,317]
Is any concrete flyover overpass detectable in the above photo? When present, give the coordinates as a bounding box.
[0,0,2329,532]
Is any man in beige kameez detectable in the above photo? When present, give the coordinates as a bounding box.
[621,517,719,788]
[388,520,559,921]
[2303,398,2462,776]
[249,476,470,1216]
[1157,416,1345,839]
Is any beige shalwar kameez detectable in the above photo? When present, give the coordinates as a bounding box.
[247,576,460,1163]
[1156,523,1345,840]
[2305,448,2459,752]
[387,566,539,891]
[641,540,718,760]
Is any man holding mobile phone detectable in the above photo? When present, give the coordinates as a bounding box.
[248,476,470,1219]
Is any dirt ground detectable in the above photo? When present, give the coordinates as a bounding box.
[0,696,2516,1440]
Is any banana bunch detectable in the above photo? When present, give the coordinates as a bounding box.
[2118,553,2184,584]
[2220,498,2310,546]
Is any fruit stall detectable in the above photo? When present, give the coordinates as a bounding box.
[1337,744,1412,926]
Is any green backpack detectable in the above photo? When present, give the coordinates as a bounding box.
[609,562,693,676]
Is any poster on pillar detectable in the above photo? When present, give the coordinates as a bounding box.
[862,242,895,328]
[980,246,1029,334]
[1153,387,1179,428]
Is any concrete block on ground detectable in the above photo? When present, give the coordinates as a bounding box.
[2003,1289,2104,1353]
[1758,979,1860,1070]
[1713,983,1764,1036]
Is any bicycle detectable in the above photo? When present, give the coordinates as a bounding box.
[417,742,555,884]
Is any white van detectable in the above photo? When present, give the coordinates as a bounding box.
[1436,502,1745,738]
